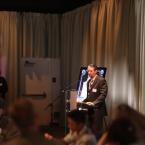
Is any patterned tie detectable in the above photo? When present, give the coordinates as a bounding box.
[89,79,93,89]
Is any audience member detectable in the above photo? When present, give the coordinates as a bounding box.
[4,98,55,145]
[0,98,20,143]
[0,75,8,100]
[44,109,96,145]
[97,104,145,145]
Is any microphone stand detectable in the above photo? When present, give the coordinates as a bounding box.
[44,95,62,127]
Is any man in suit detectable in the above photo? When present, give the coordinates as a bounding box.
[83,64,108,140]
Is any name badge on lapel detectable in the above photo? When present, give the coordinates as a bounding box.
[92,88,97,92]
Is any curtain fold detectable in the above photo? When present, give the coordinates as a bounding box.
[21,13,60,58]
[0,12,18,102]
[135,0,145,113]
[61,6,91,89]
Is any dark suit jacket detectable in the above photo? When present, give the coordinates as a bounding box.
[83,75,108,116]
[0,76,8,99]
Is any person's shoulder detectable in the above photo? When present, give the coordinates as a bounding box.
[80,127,96,141]
[96,75,106,81]
[80,133,96,145]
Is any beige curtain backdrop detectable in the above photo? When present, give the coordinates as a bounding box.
[0,0,145,114]
[21,13,60,58]
[61,0,145,113]
[61,6,91,89]
[0,12,18,102]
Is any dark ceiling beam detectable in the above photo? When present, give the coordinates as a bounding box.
[0,0,95,13]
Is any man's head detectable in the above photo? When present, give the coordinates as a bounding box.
[87,64,97,79]
[67,109,86,133]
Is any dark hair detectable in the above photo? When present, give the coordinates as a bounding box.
[0,98,6,109]
[88,64,97,70]
[107,118,136,145]
[67,109,86,124]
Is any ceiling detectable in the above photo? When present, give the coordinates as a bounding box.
[0,0,95,14]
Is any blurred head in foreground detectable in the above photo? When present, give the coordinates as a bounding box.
[9,98,38,134]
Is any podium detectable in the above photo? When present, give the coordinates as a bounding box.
[69,90,77,110]
[65,90,78,113]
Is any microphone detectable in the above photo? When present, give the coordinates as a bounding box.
[81,70,87,76]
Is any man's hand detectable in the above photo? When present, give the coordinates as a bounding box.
[86,102,94,106]
[44,133,53,140]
